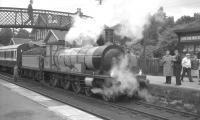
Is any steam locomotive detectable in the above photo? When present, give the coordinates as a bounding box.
[0,29,148,101]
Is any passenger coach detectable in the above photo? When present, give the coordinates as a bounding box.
[0,43,36,73]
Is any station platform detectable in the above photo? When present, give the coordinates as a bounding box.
[147,75,200,111]
[0,79,102,120]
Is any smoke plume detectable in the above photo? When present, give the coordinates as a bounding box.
[65,0,160,100]
[138,89,154,102]
[65,0,161,46]
[91,55,139,98]
[91,54,153,101]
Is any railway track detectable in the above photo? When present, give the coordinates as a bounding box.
[135,101,200,118]
[0,73,200,120]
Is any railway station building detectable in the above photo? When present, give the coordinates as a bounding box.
[31,14,68,45]
[175,26,200,58]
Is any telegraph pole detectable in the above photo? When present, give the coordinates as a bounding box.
[143,29,148,74]
[12,28,15,44]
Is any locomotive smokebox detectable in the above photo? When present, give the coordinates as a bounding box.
[105,28,114,43]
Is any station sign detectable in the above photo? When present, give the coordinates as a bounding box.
[180,35,200,41]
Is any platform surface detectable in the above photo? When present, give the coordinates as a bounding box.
[0,79,102,120]
[147,75,200,91]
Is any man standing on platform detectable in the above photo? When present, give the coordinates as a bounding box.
[173,50,182,85]
[181,53,193,82]
[14,65,18,82]
[24,0,33,25]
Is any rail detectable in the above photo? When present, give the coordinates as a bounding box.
[1,72,199,120]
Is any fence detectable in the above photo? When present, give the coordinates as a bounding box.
[138,57,163,75]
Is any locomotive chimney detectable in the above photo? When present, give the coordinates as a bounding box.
[105,28,114,43]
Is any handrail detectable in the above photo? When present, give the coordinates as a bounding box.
[0,7,91,30]
[0,7,90,18]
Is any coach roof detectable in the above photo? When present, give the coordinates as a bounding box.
[0,44,22,50]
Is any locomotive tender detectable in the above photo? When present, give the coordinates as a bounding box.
[0,29,148,101]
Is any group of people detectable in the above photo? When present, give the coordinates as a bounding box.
[162,50,200,85]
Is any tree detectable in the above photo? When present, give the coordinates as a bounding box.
[194,13,200,20]
[176,15,195,25]
[15,28,30,38]
[154,7,166,22]
[0,28,13,45]
[137,6,176,57]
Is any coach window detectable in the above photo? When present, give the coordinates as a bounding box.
[11,50,14,59]
[7,51,11,59]
[7,51,9,58]
[2,51,5,58]
[5,51,7,59]
[0,51,3,58]
[14,50,16,58]
[4,51,6,58]
[9,51,11,58]
[3,51,5,58]
[14,51,16,59]
[6,51,8,58]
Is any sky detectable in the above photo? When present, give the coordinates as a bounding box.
[0,0,200,20]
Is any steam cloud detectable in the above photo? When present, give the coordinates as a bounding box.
[65,0,160,100]
[91,55,139,98]
[91,55,153,101]
[65,0,161,46]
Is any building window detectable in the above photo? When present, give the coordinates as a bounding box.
[183,45,188,52]
[186,36,192,40]
[196,45,200,52]
[194,36,198,40]
[188,45,194,52]
[181,36,187,41]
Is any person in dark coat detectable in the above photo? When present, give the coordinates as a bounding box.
[24,0,33,25]
[173,50,182,85]
[162,50,174,84]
